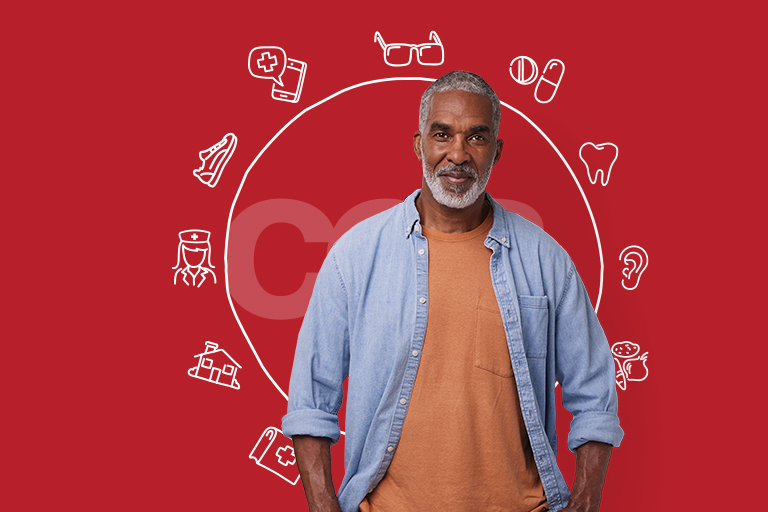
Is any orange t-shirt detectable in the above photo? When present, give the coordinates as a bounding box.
[360,208,547,512]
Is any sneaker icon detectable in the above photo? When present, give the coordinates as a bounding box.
[193,133,237,188]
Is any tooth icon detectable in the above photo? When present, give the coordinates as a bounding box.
[579,142,619,186]
[193,133,237,188]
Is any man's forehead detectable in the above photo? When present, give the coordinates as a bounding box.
[426,90,493,127]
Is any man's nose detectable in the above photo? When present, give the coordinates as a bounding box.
[447,138,470,166]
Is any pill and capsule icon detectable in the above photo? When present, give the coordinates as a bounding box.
[534,59,565,104]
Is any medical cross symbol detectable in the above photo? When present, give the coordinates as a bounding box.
[276,445,295,466]
[257,52,278,73]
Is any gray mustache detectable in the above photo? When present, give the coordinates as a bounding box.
[435,165,478,180]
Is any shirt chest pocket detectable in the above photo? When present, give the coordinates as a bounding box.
[518,295,549,359]
[474,297,514,378]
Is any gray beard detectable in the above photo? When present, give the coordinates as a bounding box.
[422,160,492,210]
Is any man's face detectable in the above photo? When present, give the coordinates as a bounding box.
[414,90,503,209]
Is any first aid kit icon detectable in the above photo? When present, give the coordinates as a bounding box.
[249,427,301,485]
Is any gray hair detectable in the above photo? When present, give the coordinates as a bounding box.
[419,71,501,138]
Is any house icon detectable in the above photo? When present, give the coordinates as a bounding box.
[188,341,241,390]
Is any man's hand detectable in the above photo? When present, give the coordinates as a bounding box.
[561,441,613,512]
[292,435,342,512]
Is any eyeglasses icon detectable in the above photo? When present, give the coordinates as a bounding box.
[374,31,445,67]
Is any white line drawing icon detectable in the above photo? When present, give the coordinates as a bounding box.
[534,59,565,103]
[188,341,242,389]
[611,341,649,390]
[373,31,444,67]
[580,142,619,186]
[173,230,216,287]
[509,56,538,85]
[249,427,300,485]
[248,46,307,103]
[193,133,237,188]
[619,245,648,290]
[272,58,306,103]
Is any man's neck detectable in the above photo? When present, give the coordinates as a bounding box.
[416,181,490,234]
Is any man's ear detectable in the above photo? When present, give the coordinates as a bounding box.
[493,139,504,166]
[413,131,422,161]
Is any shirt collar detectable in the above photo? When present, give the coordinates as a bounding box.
[403,189,422,237]
[402,188,511,248]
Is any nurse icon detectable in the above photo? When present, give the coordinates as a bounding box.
[172,230,217,288]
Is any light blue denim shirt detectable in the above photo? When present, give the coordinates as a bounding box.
[282,189,623,512]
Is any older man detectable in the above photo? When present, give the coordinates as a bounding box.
[282,71,623,512]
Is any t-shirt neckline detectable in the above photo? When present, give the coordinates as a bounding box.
[420,203,493,242]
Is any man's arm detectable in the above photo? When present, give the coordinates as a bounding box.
[554,262,624,451]
[553,261,623,510]
[561,441,612,512]
[282,247,350,506]
[293,435,341,512]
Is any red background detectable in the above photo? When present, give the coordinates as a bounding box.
[5,1,765,510]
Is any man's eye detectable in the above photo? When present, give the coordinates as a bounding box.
[434,132,448,139]
[470,135,485,141]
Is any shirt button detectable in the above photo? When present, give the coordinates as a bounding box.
[400,398,407,405]
[412,350,419,356]
[419,297,426,304]
[501,237,507,243]
[418,249,425,255]
[387,446,394,452]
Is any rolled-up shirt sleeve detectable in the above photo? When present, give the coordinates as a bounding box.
[554,262,624,452]
[282,247,350,444]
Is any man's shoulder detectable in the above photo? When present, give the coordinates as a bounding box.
[332,200,405,254]
[507,210,561,248]
[500,206,572,269]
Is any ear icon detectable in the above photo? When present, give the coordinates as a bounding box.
[619,245,648,290]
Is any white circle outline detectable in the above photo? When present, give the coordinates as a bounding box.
[224,77,604,401]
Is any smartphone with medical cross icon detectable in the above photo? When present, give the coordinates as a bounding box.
[249,426,301,485]
[271,58,306,103]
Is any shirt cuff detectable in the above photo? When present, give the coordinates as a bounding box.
[281,409,341,444]
[568,411,624,452]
